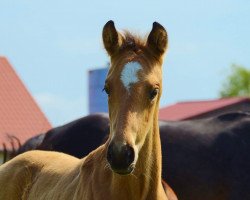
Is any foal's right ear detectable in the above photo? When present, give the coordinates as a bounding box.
[102,20,123,56]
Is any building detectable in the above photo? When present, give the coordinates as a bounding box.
[0,57,51,163]
[88,66,109,114]
[159,97,250,121]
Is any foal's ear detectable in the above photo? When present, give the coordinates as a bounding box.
[147,22,168,58]
[102,20,123,56]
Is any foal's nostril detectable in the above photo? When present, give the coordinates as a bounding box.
[125,145,135,165]
[107,142,135,173]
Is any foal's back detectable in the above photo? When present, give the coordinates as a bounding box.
[0,151,81,199]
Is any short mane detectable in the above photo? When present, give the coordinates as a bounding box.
[121,31,147,51]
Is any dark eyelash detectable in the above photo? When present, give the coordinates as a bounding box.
[150,88,159,100]
[103,85,110,95]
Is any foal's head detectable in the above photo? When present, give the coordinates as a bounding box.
[102,21,168,175]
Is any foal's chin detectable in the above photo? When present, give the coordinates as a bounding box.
[111,165,135,176]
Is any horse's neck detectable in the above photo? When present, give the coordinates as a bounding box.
[141,120,162,178]
[78,118,166,199]
[111,117,165,199]
[137,118,163,194]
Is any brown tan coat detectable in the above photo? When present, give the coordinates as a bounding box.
[0,21,177,200]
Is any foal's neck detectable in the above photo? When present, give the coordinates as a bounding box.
[136,117,163,187]
[111,115,164,199]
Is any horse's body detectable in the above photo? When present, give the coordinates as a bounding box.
[16,112,250,200]
[37,113,109,157]
[17,133,45,154]
[2,146,165,200]
[0,21,173,199]
[161,112,250,200]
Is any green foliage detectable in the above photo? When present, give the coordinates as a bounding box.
[220,64,250,97]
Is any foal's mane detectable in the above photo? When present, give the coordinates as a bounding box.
[120,31,147,52]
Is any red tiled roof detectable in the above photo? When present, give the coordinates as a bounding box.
[159,97,250,121]
[0,57,51,150]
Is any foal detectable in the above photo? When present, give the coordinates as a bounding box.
[0,21,173,200]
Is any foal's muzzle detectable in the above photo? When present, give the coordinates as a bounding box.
[107,142,135,175]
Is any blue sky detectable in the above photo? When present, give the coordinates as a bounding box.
[1,0,250,126]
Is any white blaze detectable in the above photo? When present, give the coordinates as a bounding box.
[120,61,142,91]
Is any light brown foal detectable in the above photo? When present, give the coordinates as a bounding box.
[0,21,177,200]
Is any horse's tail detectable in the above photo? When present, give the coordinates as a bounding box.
[6,134,21,159]
[10,135,21,150]
[2,143,8,163]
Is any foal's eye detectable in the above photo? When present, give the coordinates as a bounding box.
[149,88,159,100]
[102,85,110,96]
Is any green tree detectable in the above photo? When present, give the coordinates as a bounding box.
[220,64,250,97]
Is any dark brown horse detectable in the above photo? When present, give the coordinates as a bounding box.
[17,112,250,200]
[39,114,109,155]
[19,113,109,156]
[160,112,250,200]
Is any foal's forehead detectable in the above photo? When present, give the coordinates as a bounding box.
[120,61,142,91]
[107,57,161,91]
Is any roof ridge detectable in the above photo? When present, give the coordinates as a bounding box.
[159,97,250,121]
[177,97,250,104]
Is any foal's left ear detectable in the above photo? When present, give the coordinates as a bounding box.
[102,20,123,56]
[147,22,168,58]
